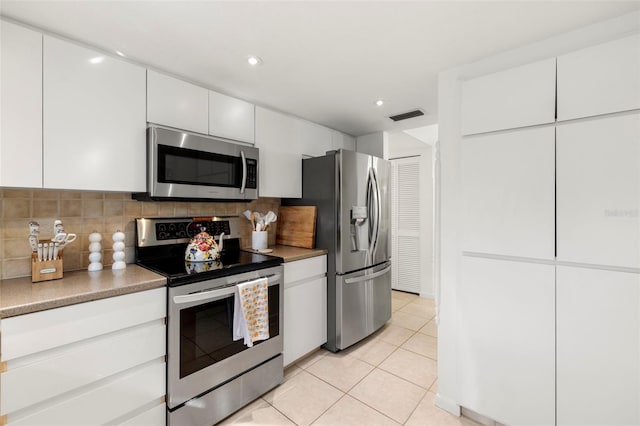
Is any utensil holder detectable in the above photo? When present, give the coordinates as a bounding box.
[31,253,63,283]
[251,231,268,250]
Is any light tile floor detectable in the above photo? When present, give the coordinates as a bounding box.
[219,290,480,426]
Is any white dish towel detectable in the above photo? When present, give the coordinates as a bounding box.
[233,277,270,347]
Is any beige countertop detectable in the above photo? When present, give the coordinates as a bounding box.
[243,244,328,263]
[0,265,167,319]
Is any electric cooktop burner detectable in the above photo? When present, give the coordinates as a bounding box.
[134,216,282,286]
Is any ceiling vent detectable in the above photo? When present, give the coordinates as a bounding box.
[388,109,424,122]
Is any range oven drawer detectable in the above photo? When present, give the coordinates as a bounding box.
[168,354,283,426]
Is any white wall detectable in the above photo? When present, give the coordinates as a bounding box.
[388,131,434,298]
[356,131,388,159]
[436,9,640,416]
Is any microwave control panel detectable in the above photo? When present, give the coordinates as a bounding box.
[246,159,257,189]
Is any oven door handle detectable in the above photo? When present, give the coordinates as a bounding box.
[172,273,282,305]
[173,287,233,305]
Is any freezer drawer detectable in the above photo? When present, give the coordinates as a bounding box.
[335,261,392,350]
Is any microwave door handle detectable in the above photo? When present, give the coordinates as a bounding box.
[240,150,247,194]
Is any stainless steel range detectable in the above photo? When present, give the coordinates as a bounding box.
[135,216,284,426]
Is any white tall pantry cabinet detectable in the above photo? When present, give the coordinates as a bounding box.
[458,33,640,426]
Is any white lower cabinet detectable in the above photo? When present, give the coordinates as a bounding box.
[283,255,327,366]
[0,287,167,425]
[457,256,555,426]
[557,266,640,426]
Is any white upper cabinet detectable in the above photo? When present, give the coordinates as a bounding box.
[254,106,302,198]
[457,256,555,426]
[462,126,556,259]
[43,36,146,192]
[557,266,640,426]
[208,90,255,144]
[299,120,333,157]
[557,34,640,121]
[147,70,209,134]
[331,130,356,151]
[556,112,640,268]
[461,57,556,135]
[0,21,42,188]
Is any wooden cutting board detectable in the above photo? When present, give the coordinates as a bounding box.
[276,206,317,249]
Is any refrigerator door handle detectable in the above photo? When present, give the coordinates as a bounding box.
[344,265,391,284]
[368,167,381,260]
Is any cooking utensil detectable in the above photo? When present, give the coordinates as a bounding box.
[51,232,77,249]
[250,212,256,231]
[263,211,277,230]
[256,223,262,232]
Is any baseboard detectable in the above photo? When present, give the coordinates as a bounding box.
[435,393,460,416]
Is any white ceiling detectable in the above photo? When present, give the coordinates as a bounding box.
[2,1,639,137]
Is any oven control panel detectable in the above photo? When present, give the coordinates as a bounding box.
[136,216,241,247]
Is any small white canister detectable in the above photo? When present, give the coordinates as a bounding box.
[251,231,268,250]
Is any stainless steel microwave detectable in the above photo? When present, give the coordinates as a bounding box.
[134,126,258,201]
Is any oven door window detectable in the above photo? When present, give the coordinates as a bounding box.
[179,285,280,379]
[158,144,242,188]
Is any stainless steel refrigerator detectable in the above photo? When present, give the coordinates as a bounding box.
[287,149,391,352]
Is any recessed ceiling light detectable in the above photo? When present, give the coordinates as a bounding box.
[115,50,126,57]
[89,56,104,65]
[247,56,262,66]
[375,99,384,106]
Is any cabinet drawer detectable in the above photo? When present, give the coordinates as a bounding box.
[118,403,166,426]
[1,321,165,415]
[7,360,165,426]
[284,256,327,286]
[1,287,166,362]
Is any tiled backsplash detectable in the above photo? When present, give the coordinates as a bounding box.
[0,189,280,280]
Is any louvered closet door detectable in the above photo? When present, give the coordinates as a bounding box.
[391,157,421,293]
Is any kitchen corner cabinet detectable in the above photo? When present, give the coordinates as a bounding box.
[0,21,42,188]
[209,90,255,144]
[557,34,640,121]
[332,130,356,151]
[557,266,640,426]
[557,112,640,269]
[283,255,328,367]
[0,288,167,426]
[457,256,555,426]
[462,126,555,259]
[460,57,556,136]
[255,106,303,198]
[147,70,209,134]
[299,120,333,158]
[43,36,146,192]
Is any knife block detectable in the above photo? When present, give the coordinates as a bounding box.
[31,253,64,283]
